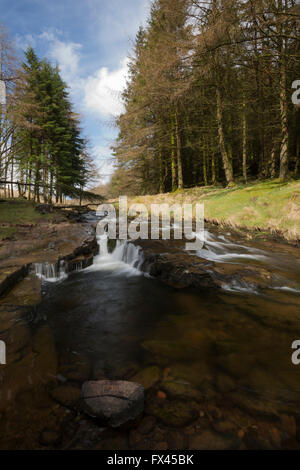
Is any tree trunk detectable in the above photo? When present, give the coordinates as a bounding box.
[278,0,289,181]
[242,94,247,183]
[34,161,41,203]
[175,110,183,189]
[270,143,277,179]
[171,120,177,190]
[203,142,208,186]
[158,148,164,193]
[279,56,289,180]
[216,87,234,185]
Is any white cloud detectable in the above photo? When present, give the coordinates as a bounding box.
[48,38,82,84]
[15,33,36,49]
[38,29,128,118]
[83,58,129,117]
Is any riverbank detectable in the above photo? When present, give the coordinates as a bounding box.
[0,199,98,297]
[129,179,300,244]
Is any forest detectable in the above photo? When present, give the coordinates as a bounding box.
[0,31,98,203]
[1,0,300,453]
[111,0,300,196]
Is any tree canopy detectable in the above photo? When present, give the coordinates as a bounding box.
[111,0,300,196]
[0,33,101,203]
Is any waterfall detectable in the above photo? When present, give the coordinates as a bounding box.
[34,235,145,282]
[34,260,68,283]
[86,234,144,275]
[111,240,144,270]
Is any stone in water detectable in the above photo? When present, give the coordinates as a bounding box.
[81,380,144,428]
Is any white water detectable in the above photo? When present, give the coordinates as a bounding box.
[34,260,68,283]
[85,234,144,276]
[193,230,300,294]
[194,230,267,264]
[34,233,145,283]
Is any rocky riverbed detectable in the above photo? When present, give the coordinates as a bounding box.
[0,213,300,450]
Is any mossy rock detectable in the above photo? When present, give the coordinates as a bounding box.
[59,353,91,382]
[146,399,199,428]
[132,366,160,390]
[142,340,185,362]
[162,380,202,402]
[164,362,213,389]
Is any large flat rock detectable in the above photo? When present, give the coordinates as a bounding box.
[81,380,144,428]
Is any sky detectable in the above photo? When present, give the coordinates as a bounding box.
[1,0,151,184]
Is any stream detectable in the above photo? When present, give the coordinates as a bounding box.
[0,214,300,449]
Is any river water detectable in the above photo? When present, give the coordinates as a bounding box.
[0,216,300,449]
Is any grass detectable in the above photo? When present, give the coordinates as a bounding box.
[128,179,300,242]
[0,198,58,241]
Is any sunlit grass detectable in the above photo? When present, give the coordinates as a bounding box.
[129,179,300,241]
[0,199,56,241]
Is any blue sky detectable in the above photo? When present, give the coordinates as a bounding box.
[1,0,151,184]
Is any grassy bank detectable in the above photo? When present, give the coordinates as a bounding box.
[129,179,300,242]
[0,199,61,241]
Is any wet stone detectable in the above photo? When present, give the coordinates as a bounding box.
[50,385,81,408]
[136,416,157,435]
[146,399,199,428]
[59,355,91,383]
[81,380,144,428]
[189,430,239,450]
[132,366,160,390]
[162,380,202,402]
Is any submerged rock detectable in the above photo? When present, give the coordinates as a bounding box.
[146,398,199,428]
[189,430,238,450]
[132,366,160,390]
[59,352,91,382]
[162,380,202,402]
[50,385,81,408]
[81,380,144,428]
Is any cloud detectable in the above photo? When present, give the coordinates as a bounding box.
[47,37,82,84]
[15,33,36,49]
[83,58,129,117]
[37,29,128,119]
